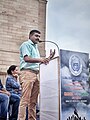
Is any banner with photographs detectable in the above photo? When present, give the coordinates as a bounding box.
[60,49,90,120]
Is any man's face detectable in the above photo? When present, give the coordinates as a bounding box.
[30,32,41,44]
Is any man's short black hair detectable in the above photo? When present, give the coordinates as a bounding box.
[29,30,41,35]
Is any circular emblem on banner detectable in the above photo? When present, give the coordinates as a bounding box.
[69,55,82,76]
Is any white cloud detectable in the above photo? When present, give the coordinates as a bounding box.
[46,0,90,55]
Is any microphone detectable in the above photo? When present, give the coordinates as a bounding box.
[38,40,44,43]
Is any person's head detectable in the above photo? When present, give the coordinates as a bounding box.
[29,30,41,44]
[7,65,19,76]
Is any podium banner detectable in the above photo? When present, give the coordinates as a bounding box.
[60,49,90,120]
[40,57,60,120]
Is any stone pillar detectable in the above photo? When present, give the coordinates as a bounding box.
[38,0,47,57]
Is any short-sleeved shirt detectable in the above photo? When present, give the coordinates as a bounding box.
[20,39,40,70]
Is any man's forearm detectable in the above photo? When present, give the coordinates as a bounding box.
[24,56,43,63]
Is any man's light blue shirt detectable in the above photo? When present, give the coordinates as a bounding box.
[20,39,40,70]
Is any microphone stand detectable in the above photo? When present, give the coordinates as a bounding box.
[39,40,60,57]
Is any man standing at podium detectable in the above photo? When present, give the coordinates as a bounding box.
[18,30,54,120]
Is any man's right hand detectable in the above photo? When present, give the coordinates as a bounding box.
[40,58,50,65]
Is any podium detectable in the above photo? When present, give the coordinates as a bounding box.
[39,57,60,120]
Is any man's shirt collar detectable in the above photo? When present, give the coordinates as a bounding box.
[28,39,34,45]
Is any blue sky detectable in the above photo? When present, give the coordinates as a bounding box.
[46,0,90,56]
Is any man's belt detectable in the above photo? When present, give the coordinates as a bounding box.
[21,69,39,74]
